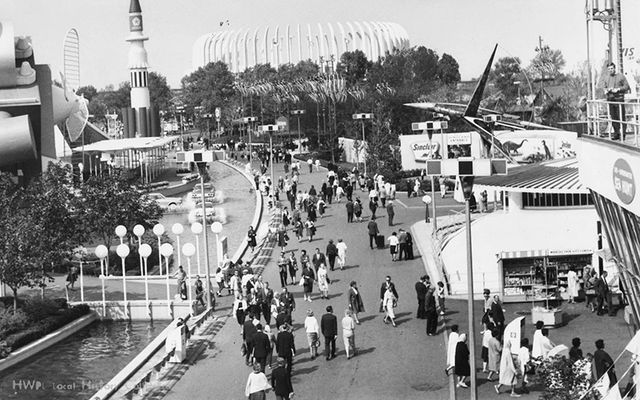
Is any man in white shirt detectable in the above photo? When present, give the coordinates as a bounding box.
[307,158,313,173]
[336,239,348,270]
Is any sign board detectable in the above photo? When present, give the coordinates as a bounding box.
[613,158,636,204]
[214,107,221,119]
[411,121,448,131]
[426,159,508,176]
[176,150,216,163]
[352,113,373,120]
[258,124,282,132]
[446,132,472,145]
[276,116,288,127]
[399,132,485,170]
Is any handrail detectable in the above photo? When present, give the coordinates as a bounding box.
[585,98,640,147]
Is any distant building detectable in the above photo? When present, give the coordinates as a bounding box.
[192,22,410,73]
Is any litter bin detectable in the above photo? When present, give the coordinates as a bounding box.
[166,320,187,363]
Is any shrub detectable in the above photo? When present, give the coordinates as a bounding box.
[4,326,45,351]
[0,341,11,358]
[0,309,29,339]
[22,298,61,322]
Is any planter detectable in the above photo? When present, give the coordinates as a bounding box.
[531,307,564,328]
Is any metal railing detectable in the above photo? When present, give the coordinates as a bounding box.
[586,98,640,147]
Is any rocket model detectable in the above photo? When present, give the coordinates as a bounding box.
[123,0,160,137]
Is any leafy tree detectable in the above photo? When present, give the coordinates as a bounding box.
[437,53,461,86]
[491,57,522,100]
[337,50,372,85]
[77,171,163,250]
[529,48,566,81]
[76,85,98,101]
[148,71,173,111]
[182,61,236,128]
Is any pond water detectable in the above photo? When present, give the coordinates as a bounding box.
[0,320,168,399]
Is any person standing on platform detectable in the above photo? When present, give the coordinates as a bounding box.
[415,276,428,319]
[271,357,294,400]
[247,226,257,253]
[321,305,338,360]
[386,200,395,226]
[425,287,438,336]
[367,216,379,249]
[602,62,630,141]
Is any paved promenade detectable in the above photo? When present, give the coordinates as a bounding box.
[152,162,633,400]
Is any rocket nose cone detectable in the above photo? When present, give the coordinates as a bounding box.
[129,0,142,13]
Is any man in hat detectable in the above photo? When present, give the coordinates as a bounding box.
[271,357,294,400]
[415,276,428,319]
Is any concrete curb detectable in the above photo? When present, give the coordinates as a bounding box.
[410,220,443,282]
[0,311,98,373]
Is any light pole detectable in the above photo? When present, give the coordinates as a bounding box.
[139,243,152,303]
[116,243,130,319]
[242,117,257,165]
[210,221,223,308]
[95,245,108,317]
[352,113,373,176]
[115,225,127,245]
[191,222,203,276]
[215,107,221,138]
[422,195,432,223]
[412,120,448,233]
[258,124,282,195]
[291,109,306,154]
[160,243,174,313]
[171,223,184,268]
[153,223,165,275]
[182,243,196,313]
[133,224,145,276]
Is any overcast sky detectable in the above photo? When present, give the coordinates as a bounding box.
[0,0,635,89]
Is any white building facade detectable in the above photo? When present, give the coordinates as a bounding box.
[192,22,410,72]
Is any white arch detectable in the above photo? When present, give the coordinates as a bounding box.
[297,24,302,63]
[345,22,357,53]
[286,24,291,65]
[327,23,338,60]
[252,27,260,67]
[381,22,399,51]
[232,30,242,72]
[262,26,270,64]
[307,24,314,61]
[242,29,250,71]
[273,25,280,67]
[317,23,326,62]
[361,21,378,60]
[336,22,347,55]
[352,21,366,56]
[371,21,389,56]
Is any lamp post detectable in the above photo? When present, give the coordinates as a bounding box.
[171,223,184,268]
[133,224,145,276]
[422,195,432,223]
[352,113,373,176]
[210,222,223,308]
[242,117,257,165]
[95,245,108,317]
[258,124,282,195]
[153,223,165,275]
[182,243,196,312]
[139,243,152,303]
[291,110,306,154]
[116,243,130,318]
[160,243,174,314]
[191,222,203,276]
[115,225,127,245]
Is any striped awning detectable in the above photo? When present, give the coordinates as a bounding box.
[498,248,593,260]
[475,158,587,194]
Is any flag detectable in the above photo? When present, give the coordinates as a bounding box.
[625,330,640,356]
[594,373,611,398]
[602,382,622,400]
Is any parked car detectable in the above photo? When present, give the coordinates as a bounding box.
[145,192,182,211]
[181,173,200,184]
[188,201,216,223]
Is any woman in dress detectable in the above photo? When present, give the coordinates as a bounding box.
[353,198,363,222]
[247,226,257,252]
[487,328,502,382]
[276,224,287,250]
[494,340,521,397]
[317,263,330,299]
[301,264,315,302]
[566,267,579,304]
[233,292,248,329]
[382,286,398,327]
[348,281,365,324]
[455,334,470,388]
[305,218,316,242]
[287,252,298,286]
[336,239,348,270]
[342,308,356,359]
[245,362,271,400]
[294,219,304,241]
[304,309,320,359]
[307,202,317,222]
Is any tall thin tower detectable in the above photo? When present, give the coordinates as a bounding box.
[127,0,150,110]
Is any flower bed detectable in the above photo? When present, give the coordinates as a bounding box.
[0,297,91,359]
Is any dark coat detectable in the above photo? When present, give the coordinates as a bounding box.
[594,348,617,384]
[380,282,399,300]
[312,253,326,268]
[455,341,470,376]
[320,313,338,337]
[271,365,294,397]
[415,281,427,300]
[490,301,505,325]
[349,287,365,313]
[367,221,379,236]
[276,331,296,358]
[326,243,338,257]
[243,320,257,342]
[252,331,271,358]
[346,201,354,213]
[595,277,609,297]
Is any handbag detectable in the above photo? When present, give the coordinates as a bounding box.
[314,338,321,348]
[241,342,247,356]
[379,300,384,313]
[298,277,305,287]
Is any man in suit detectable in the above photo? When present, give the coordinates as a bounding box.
[251,324,271,372]
[346,199,354,223]
[595,271,611,316]
[311,248,327,274]
[280,287,295,313]
[320,305,338,360]
[271,357,294,400]
[367,216,380,249]
[276,324,296,374]
[415,276,428,319]
[425,287,438,336]
[386,200,395,226]
[242,313,258,365]
[380,276,399,314]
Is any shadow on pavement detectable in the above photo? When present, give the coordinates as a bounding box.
[292,365,319,376]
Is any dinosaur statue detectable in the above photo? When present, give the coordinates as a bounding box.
[502,139,527,155]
